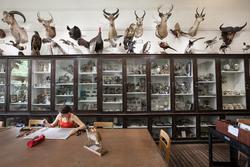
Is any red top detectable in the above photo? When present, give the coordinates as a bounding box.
[58,114,74,128]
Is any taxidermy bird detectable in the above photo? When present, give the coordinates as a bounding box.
[78,27,103,54]
[170,23,187,38]
[204,36,217,49]
[0,29,6,38]
[31,31,42,56]
[159,41,177,53]
[219,43,230,54]
[185,37,205,54]
[242,42,250,52]
[6,40,26,50]
[86,127,102,149]
[141,41,151,54]
[60,39,76,47]
[123,23,136,50]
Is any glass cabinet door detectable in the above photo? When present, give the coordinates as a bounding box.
[152,116,172,140]
[174,59,194,111]
[9,60,29,111]
[200,116,218,138]
[127,59,147,112]
[102,59,123,112]
[176,116,196,139]
[78,59,97,111]
[221,59,246,110]
[0,60,6,111]
[55,60,74,110]
[31,60,51,111]
[151,59,170,111]
[197,59,217,110]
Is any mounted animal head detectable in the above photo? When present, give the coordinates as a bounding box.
[37,12,56,38]
[157,5,173,23]
[103,8,119,26]
[2,11,26,25]
[194,8,205,22]
[134,10,146,27]
[219,22,247,45]
[67,26,81,40]
[187,8,205,37]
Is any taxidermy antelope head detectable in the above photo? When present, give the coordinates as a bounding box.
[134,10,146,38]
[155,4,173,40]
[219,22,247,46]
[188,8,205,37]
[37,12,56,39]
[2,11,28,44]
[103,8,122,40]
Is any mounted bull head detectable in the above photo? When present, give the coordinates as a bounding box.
[67,26,81,40]
[188,8,205,37]
[103,8,122,40]
[134,10,146,38]
[155,4,173,40]
[37,12,56,39]
[219,22,247,45]
[2,11,28,44]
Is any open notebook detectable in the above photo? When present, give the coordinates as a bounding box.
[24,128,74,139]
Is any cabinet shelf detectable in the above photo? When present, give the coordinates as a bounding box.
[33,86,50,89]
[198,95,216,98]
[200,125,215,127]
[79,72,97,75]
[221,71,244,73]
[78,83,97,85]
[127,74,146,77]
[33,71,50,74]
[32,103,50,106]
[11,102,28,105]
[56,103,74,106]
[103,94,122,96]
[103,84,122,86]
[175,93,193,96]
[198,81,216,84]
[151,74,170,77]
[103,70,122,73]
[0,84,5,86]
[152,125,172,128]
[127,92,146,95]
[103,101,122,104]
[0,72,5,74]
[151,94,170,96]
[175,76,193,78]
[56,95,73,97]
[176,125,196,128]
[56,83,73,86]
[222,95,245,97]
[78,100,97,103]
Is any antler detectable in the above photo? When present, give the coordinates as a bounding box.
[103,9,110,16]
[37,12,43,22]
[167,4,174,14]
[112,8,119,16]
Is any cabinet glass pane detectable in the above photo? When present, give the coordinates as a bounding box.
[221,59,246,110]
[0,60,6,111]
[78,59,97,111]
[10,60,29,111]
[200,116,218,138]
[127,117,147,128]
[102,59,123,112]
[176,116,196,138]
[98,117,123,128]
[55,60,74,110]
[127,59,147,112]
[152,116,172,140]
[31,60,51,111]
[174,59,194,111]
[197,59,217,110]
[151,59,170,111]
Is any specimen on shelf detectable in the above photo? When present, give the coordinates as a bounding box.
[67,25,81,40]
[141,41,151,54]
[242,42,250,53]
[186,8,205,37]
[219,22,247,46]
[134,10,146,38]
[2,11,28,44]
[155,4,173,40]
[31,31,42,56]
[103,8,123,45]
[170,23,186,38]
[0,29,6,38]
[184,37,205,54]
[126,40,136,53]
[5,40,26,50]
[204,36,217,49]
[37,12,56,39]
[123,23,136,50]
[159,41,177,53]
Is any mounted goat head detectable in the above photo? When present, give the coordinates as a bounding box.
[155,4,173,40]
[2,11,28,44]
[67,26,81,40]
[37,12,56,39]
[103,8,122,40]
[188,8,205,37]
[134,10,146,38]
[219,22,247,45]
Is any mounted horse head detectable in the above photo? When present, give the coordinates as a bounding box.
[103,8,120,40]
[155,4,173,40]
[134,10,146,38]
[219,22,247,45]
[37,12,56,39]
[188,8,205,37]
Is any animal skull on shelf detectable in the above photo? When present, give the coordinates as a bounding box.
[2,10,28,44]
[219,22,247,46]
[155,4,173,40]
[134,10,146,38]
[187,8,205,37]
[37,12,56,39]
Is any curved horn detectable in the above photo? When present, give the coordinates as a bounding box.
[134,10,139,19]
[103,9,110,16]
[9,11,26,23]
[112,8,119,16]
[142,10,146,18]
[168,4,174,14]
[239,22,247,31]
[49,13,54,23]
[196,8,199,15]
[219,24,225,31]
[201,8,205,15]
[157,6,162,14]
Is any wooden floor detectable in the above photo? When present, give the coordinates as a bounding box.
[169,143,230,167]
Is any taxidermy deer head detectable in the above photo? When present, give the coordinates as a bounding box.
[103,8,121,40]
[2,11,28,44]
[219,22,247,46]
[155,4,173,40]
[188,8,205,37]
[134,10,146,38]
[37,12,56,39]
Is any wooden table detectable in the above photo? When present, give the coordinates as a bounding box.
[208,127,250,167]
[0,128,167,167]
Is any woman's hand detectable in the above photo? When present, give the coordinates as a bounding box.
[43,119,51,127]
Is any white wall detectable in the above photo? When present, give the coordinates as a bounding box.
[0,0,250,55]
